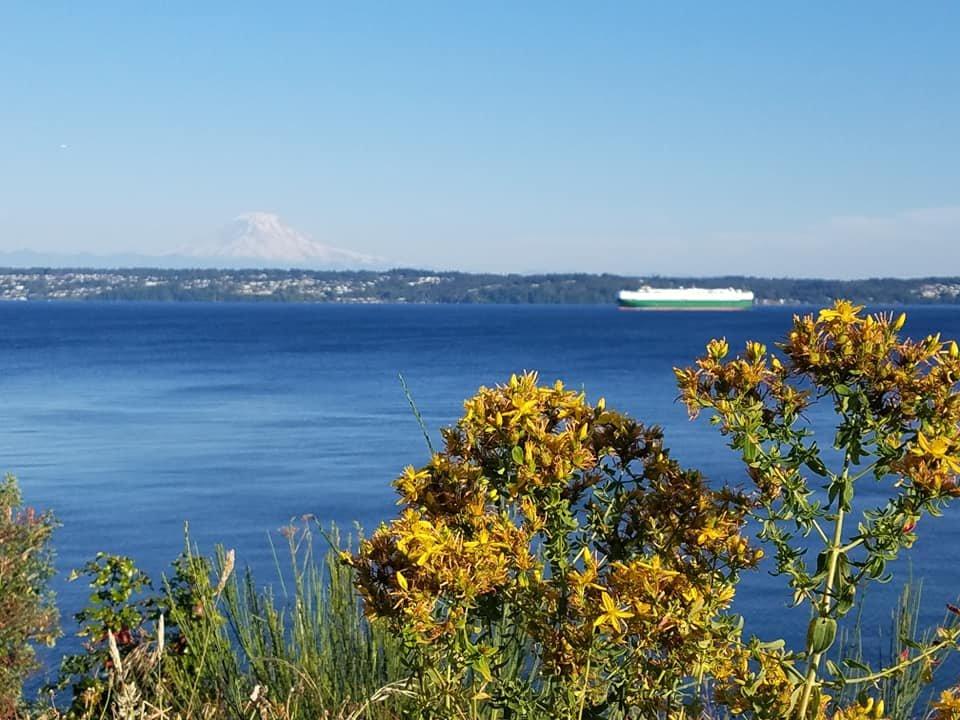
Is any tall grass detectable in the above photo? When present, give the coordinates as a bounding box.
[43,522,406,720]
[217,523,405,718]
[834,582,960,720]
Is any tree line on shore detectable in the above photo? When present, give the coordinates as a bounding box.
[2,267,960,304]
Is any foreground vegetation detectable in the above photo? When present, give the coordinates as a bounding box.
[3,301,960,718]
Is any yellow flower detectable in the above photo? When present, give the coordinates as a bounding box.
[634,555,680,579]
[696,525,727,545]
[832,695,887,719]
[707,337,729,360]
[818,300,864,324]
[593,591,634,632]
[932,687,960,720]
[913,432,960,473]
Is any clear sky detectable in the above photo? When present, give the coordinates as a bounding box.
[1,2,958,276]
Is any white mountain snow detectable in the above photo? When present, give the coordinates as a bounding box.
[184,212,382,268]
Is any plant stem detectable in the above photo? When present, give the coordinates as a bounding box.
[838,538,864,554]
[845,637,957,685]
[810,519,830,545]
[796,505,846,719]
[577,651,592,720]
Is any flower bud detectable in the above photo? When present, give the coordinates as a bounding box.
[873,698,885,718]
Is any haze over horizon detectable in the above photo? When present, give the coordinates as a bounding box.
[1,3,958,278]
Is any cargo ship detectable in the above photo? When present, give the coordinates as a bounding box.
[617,286,754,310]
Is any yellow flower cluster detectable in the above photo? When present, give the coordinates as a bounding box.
[713,644,805,719]
[675,336,809,503]
[348,372,760,716]
[351,507,533,640]
[788,301,960,497]
[453,373,599,496]
[713,648,891,720]
[677,300,960,499]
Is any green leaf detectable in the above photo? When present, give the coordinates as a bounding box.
[807,616,838,655]
[806,456,828,477]
[841,478,854,511]
[835,587,856,617]
[511,445,524,465]
[473,655,493,682]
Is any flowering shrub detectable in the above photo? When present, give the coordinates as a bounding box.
[0,475,58,719]
[348,372,761,718]
[676,301,960,718]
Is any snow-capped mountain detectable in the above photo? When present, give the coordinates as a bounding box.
[0,213,389,270]
[184,212,382,268]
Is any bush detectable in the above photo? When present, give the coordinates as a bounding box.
[0,475,59,718]
[676,301,960,718]
[348,372,762,718]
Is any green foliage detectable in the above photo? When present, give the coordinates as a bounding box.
[71,554,153,643]
[0,475,59,719]
[53,553,154,715]
[677,301,960,718]
[49,522,402,720]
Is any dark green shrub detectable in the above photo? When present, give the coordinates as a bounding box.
[53,553,154,714]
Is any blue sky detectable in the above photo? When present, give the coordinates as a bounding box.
[0,2,957,276]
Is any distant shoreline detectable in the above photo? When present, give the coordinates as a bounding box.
[1,267,958,305]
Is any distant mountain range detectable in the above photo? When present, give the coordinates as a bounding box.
[0,212,388,270]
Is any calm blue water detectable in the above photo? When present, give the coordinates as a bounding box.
[2,302,959,687]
